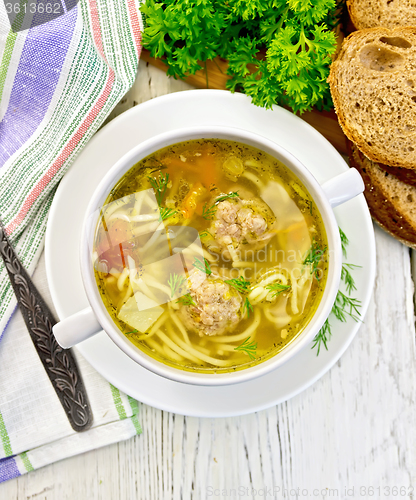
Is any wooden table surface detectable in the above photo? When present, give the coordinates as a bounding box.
[1,61,416,500]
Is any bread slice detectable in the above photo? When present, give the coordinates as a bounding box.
[349,142,416,248]
[328,27,416,170]
[377,162,416,187]
[347,0,416,30]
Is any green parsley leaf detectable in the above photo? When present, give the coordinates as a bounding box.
[141,0,340,114]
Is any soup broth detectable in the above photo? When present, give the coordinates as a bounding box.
[93,139,328,373]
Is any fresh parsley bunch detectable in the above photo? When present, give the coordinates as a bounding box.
[141,0,340,113]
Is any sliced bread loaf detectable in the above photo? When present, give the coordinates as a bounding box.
[347,0,416,30]
[348,142,416,248]
[377,162,416,187]
[328,27,416,169]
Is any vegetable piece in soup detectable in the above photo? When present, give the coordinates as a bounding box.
[92,139,328,373]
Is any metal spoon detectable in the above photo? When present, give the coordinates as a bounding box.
[0,220,93,432]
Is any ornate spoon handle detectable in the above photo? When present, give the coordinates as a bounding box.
[0,221,93,432]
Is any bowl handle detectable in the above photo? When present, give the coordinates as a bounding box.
[53,307,101,348]
[321,168,364,208]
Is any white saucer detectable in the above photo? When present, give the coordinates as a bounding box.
[45,90,376,417]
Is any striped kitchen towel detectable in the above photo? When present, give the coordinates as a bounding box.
[0,255,142,482]
[0,0,142,337]
[0,0,143,482]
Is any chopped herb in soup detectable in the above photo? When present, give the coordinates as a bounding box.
[92,139,328,373]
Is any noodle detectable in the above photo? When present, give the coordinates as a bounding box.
[241,170,265,189]
[141,222,167,252]
[263,307,291,328]
[133,190,145,215]
[117,268,129,291]
[250,288,268,305]
[156,329,233,367]
[215,344,241,352]
[168,299,179,311]
[139,311,169,340]
[168,326,211,355]
[101,198,127,220]
[154,330,203,364]
[109,211,130,222]
[170,313,191,345]
[227,243,240,263]
[120,283,133,306]
[203,249,216,262]
[163,343,185,362]
[130,213,160,222]
[290,272,299,315]
[143,275,171,297]
[143,337,166,357]
[133,278,159,302]
[209,309,261,343]
[257,273,288,288]
[132,220,160,237]
[248,287,265,301]
[93,138,328,373]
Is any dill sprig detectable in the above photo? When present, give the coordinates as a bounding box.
[339,227,349,258]
[124,329,138,335]
[168,273,186,298]
[202,202,217,220]
[341,263,361,294]
[303,239,327,280]
[311,319,330,355]
[265,282,291,298]
[312,227,362,356]
[201,192,239,220]
[214,191,239,204]
[224,276,251,294]
[193,257,212,276]
[243,297,253,318]
[148,172,170,205]
[332,292,362,322]
[234,336,257,360]
[159,207,177,221]
[176,293,196,307]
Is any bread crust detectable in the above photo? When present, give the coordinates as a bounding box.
[347,0,416,30]
[377,163,416,188]
[328,27,416,169]
[348,142,416,248]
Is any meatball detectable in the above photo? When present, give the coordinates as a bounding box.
[208,197,274,260]
[178,272,243,336]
